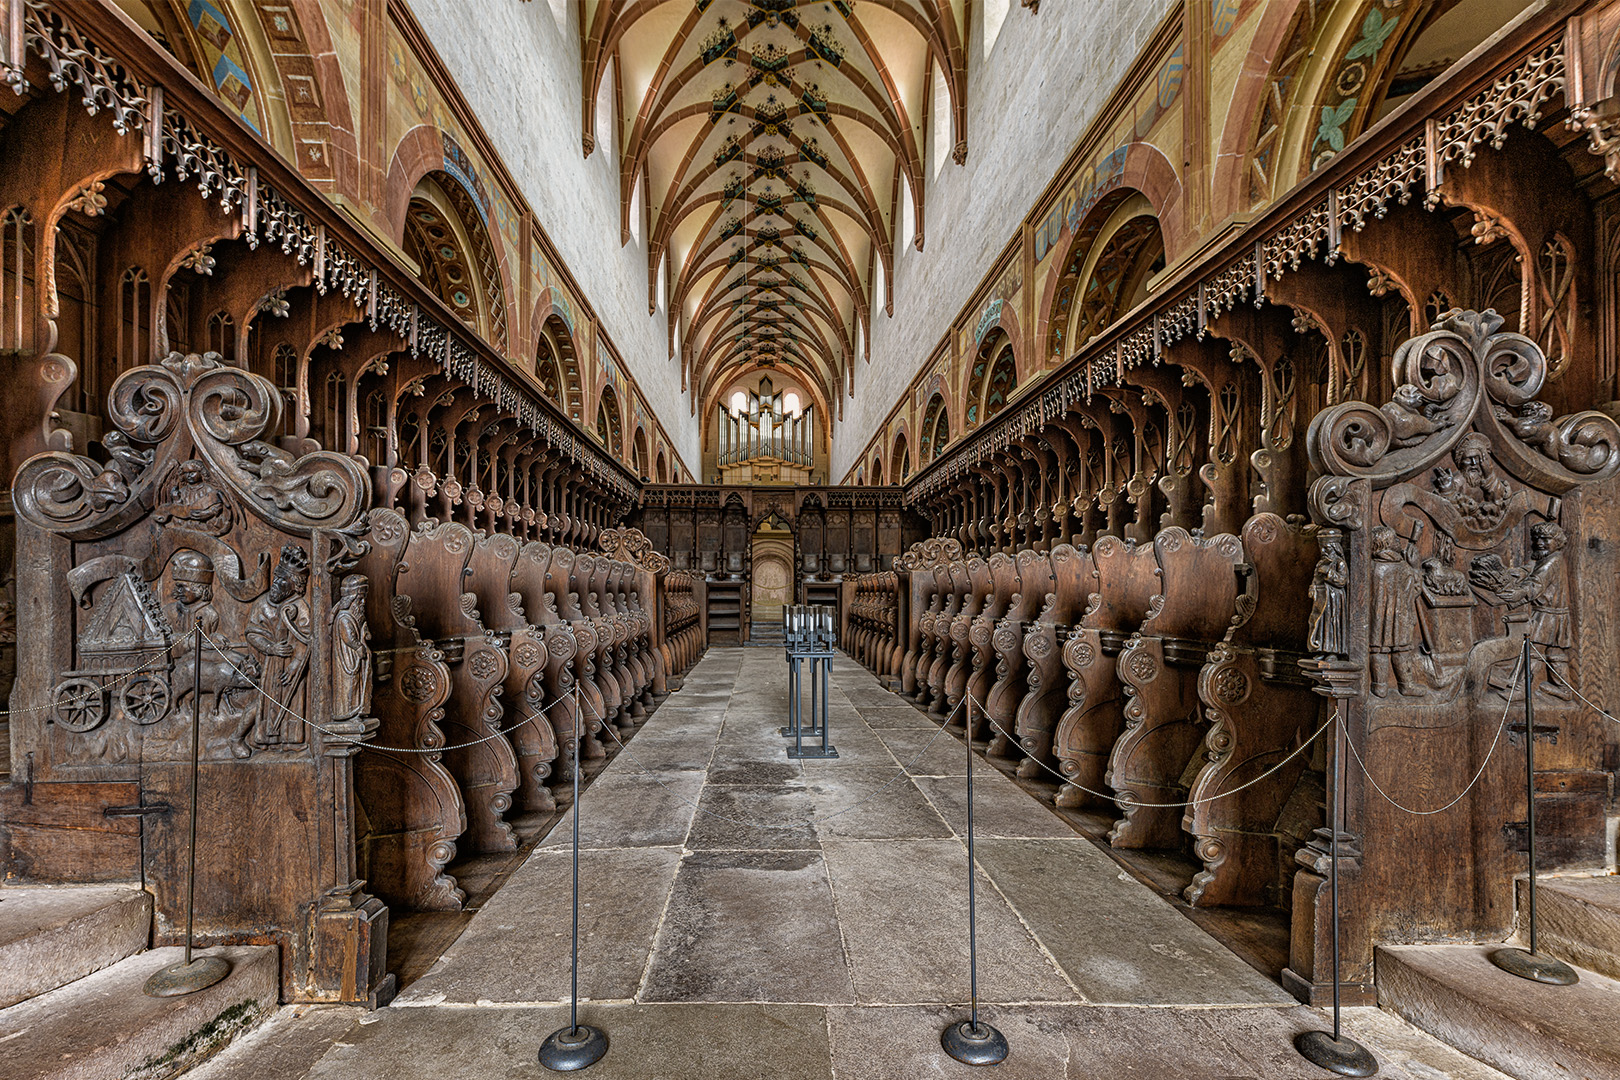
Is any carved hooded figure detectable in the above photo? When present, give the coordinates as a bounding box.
[331,574,373,721]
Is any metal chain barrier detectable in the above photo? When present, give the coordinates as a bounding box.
[0,625,199,719]
[1338,653,1521,816]
[970,690,1334,810]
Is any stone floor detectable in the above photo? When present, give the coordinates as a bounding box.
[188,648,1511,1079]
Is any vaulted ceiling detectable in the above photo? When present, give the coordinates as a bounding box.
[582,1,966,422]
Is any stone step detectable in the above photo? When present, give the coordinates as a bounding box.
[1516,873,1620,982]
[0,943,278,1080]
[1377,942,1620,1080]
[0,885,152,1008]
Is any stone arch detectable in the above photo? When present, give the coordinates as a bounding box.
[1036,147,1181,361]
[632,425,650,479]
[385,129,516,347]
[655,449,668,483]
[534,311,582,420]
[1211,0,1306,220]
[967,327,1019,429]
[870,453,884,485]
[401,171,511,353]
[891,428,911,483]
[1042,196,1165,365]
[596,382,624,456]
[919,393,949,464]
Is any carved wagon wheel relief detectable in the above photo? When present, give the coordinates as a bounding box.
[120,674,171,725]
[52,677,107,732]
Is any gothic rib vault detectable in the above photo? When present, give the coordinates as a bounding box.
[584,1,962,424]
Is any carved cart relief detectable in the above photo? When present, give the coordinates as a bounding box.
[1292,309,1620,997]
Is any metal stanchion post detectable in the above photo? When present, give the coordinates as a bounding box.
[788,608,837,759]
[540,690,610,1071]
[942,694,1007,1066]
[1294,699,1376,1076]
[1491,636,1578,985]
[146,624,230,997]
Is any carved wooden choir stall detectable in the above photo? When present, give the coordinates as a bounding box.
[0,0,705,1008]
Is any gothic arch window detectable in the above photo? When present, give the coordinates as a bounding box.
[979,342,1017,425]
[55,224,94,414]
[1,208,35,355]
[207,310,235,363]
[856,467,865,485]
[655,450,667,483]
[891,432,910,482]
[1066,213,1164,353]
[365,387,388,464]
[323,370,346,452]
[402,173,509,352]
[633,426,649,479]
[871,454,884,485]
[537,313,582,420]
[596,384,624,455]
[919,394,949,463]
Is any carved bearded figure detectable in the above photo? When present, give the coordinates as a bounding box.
[1503,523,1573,700]
[246,545,312,747]
[166,549,220,635]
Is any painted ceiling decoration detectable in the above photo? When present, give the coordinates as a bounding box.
[583,0,967,422]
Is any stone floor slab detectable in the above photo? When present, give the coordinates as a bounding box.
[304,1003,833,1080]
[395,847,682,1004]
[683,784,819,851]
[822,839,1078,1006]
[537,770,702,849]
[854,705,937,729]
[911,774,1082,840]
[640,849,854,1004]
[875,727,1004,777]
[971,838,1295,1006]
[801,767,952,841]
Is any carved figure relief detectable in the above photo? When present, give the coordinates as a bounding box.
[244,544,313,748]
[332,574,374,720]
[1368,525,1423,697]
[1306,530,1347,657]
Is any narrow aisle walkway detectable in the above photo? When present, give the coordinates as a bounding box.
[193,648,1509,1080]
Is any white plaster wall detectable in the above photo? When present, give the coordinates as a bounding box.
[830,0,1171,480]
[406,0,699,473]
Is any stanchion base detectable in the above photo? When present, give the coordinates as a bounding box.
[787,745,839,759]
[941,1019,1008,1066]
[538,1024,609,1072]
[1490,948,1579,985]
[779,726,825,738]
[143,955,230,998]
[1294,1030,1378,1076]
